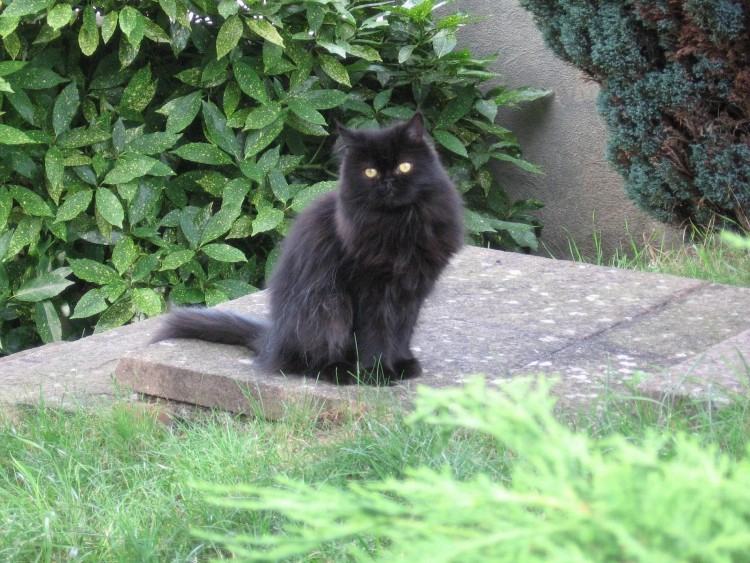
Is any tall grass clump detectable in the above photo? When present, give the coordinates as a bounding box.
[198,378,750,562]
[567,223,750,288]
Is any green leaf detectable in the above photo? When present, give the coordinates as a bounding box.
[112,237,139,274]
[495,87,553,108]
[202,243,247,263]
[233,61,268,103]
[69,258,122,285]
[490,152,542,174]
[120,65,156,113]
[96,188,125,228]
[243,118,284,158]
[56,127,111,149]
[6,216,41,258]
[132,253,159,282]
[94,295,135,333]
[160,249,196,271]
[463,209,539,251]
[52,82,79,136]
[34,301,62,343]
[223,79,241,116]
[70,288,108,319]
[4,31,21,59]
[0,60,25,77]
[221,178,250,209]
[0,187,12,228]
[78,5,99,56]
[103,153,162,184]
[252,201,284,235]
[179,207,203,249]
[346,44,382,62]
[126,132,181,155]
[172,143,233,165]
[200,207,240,246]
[433,130,468,157]
[288,97,327,125]
[319,55,351,87]
[432,29,456,58]
[244,102,282,130]
[202,100,240,159]
[213,279,257,299]
[0,124,38,145]
[10,185,54,217]
[317,40,347,58]
[268,169,289,203]
[133,287,162,316]
[1,0,52,18]
[55,189,92,223]
[119,6,145,46]
[14,271,74,302]
[398,44,416,64]
[11,66,67,89]
[226,215,253,240]
[144,18,171,44]
[247,18,284,47]
[438,93,474,127]
[159,91,202,133]
[47,3,73,30]
[5,90,34,123]
[474,99,497,122]
[290,181,337,212]
[218,0,239,18]
[101,11,118,44]
[285,112,327,136]
[373,89,392,112]
[299,89,348,110]
[216,14,243,59]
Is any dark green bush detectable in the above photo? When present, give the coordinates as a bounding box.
[519,0,750,229]
[0,0,546,353]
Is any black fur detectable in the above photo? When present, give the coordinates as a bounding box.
[153,113,464,383]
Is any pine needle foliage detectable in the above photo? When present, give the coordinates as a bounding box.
[198,378,750,562]
[519,0,750,230]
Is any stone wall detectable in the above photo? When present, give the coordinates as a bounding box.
[455,0,675,259]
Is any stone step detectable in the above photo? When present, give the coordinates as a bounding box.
[107,246,750,418]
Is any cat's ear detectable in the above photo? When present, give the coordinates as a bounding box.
[404,112,425,142]
[336,121,359,145]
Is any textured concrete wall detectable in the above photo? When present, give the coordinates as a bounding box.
[455,0,672,259]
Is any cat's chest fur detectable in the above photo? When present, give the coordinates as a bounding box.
[336,201,434,277]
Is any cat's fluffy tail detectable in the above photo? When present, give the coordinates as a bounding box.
[152,307,270,353]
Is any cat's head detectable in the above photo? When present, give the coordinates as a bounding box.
[336,113,449,209]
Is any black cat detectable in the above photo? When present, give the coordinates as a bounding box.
[154,113,464,383]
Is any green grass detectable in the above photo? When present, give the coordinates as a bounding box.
[566,223,750,287]
[3,376,750,561]
[0,394,511,561]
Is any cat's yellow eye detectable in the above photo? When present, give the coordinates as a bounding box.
[364,168,379,178]
[398,162,412,174]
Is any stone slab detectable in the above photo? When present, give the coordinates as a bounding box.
[112,246,750,418]
[637,329,750,403]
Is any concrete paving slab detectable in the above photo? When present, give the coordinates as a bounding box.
[111,246,750,418]
[637,329,750,403]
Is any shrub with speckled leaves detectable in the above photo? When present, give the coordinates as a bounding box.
[0,0,546,354]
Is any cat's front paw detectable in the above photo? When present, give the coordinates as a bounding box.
[393,357,422,380]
